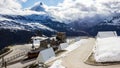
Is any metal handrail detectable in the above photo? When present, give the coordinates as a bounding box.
[0,50,29,67]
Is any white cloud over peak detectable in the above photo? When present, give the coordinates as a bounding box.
[0,0,27,9]
[20,0,27,2]
[0,0,120,25]
[47,0,120,24]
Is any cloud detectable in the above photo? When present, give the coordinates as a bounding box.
[21,0,27,2]
[0,0,27,9]
[47,0,120,24]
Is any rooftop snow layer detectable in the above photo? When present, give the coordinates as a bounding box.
[93,37,120,62]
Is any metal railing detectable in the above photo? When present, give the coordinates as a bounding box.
[0,50,29,67]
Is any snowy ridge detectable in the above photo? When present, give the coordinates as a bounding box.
[102,14,120,25]
[0,20,26,30]
[0,20,55,31]
[26,23,55,31]
[0,11,77,36]
[0,7,56,32]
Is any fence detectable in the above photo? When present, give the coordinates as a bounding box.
[0,50,29,67]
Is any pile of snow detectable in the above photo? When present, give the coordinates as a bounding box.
[65,39,87,52]
[49,60,65,68]
[93,37,120,62]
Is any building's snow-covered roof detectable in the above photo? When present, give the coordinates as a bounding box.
[97,31,117,38]
[49,37,56,40]
[31,36,48,40]
[93,37,120,62]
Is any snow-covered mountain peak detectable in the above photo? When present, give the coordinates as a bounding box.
[30,2,46,12]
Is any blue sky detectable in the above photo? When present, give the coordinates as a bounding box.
[22,0,64,8]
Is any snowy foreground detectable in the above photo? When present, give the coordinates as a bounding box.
[49,60,65,68]
[93,37,120,62]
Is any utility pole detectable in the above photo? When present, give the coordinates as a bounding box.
[32,40,35,51]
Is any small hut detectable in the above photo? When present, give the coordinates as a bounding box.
[56,32,66,43]
[31,36,48,46]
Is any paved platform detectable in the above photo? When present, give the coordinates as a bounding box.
[61,38,120,68]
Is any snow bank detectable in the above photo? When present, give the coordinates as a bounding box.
[65,39,87,52]
[93,37,120,62]
[49,60,65,68]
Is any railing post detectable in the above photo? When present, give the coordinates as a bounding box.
[4,61,7,68]
[2,57,4,67]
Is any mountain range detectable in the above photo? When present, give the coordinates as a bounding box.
[0,2,87,49]
[0,2,120,50]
